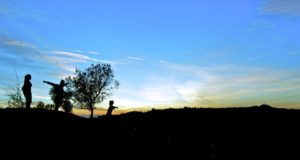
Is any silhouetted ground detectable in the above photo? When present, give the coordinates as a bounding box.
[0,105,299,158]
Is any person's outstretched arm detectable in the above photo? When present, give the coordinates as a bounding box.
[43,80,56,86]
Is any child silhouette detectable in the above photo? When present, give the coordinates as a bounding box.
[106,100,118,116]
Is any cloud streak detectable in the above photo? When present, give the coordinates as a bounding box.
[247,19,275,31]
[89,51,99,55]
[0,35,114,74]
[65,49,100,55]
[52,50,101,62]
[128,56,144,61]
[52,50,114,64]
[0,35,57,69]
[157,63,300,108]
[261,0,300,16]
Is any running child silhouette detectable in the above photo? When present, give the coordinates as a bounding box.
[106,100,118,116]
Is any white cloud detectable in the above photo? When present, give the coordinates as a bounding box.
[174,81,205,102]
[33,95,50,100]
[160,60,166,63]
[52,50,97,61]
[67,49,85,53]
[89,51,99,54]
[127,56,144,61]
[3,39,36,48]
[0,35,116,76]
[140,86,182,103]
[162,62,300,107]
[65,49,100,55]
[52,50,114,64]
[261,0,300,16]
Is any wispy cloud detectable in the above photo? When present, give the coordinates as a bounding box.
[160,60,166,63]
[67,49,85,53]
[0,35,114,74]
[52,50,113,64]
[127,56,144,61]
[161,63,300,107]
[261,0,300,16]
[0,35,54,68]
[89,51,99,55]
[65,49,100,55]
[247,19,276,31]
[52,50,100,62]
[33,95,50,100]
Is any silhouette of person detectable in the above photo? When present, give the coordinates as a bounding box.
[106,100,118,116]
[22,74,32,109]
[43,80,68,111]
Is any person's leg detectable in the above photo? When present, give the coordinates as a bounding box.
[54,99,62,111]
[25,94,32,109]
[54,104,59,111]
[54,100,59,111]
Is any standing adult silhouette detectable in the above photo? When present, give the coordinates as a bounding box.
[43,80,68,111]
[106,100,118,116]
[22,74,32,109]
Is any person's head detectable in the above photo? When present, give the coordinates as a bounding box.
[25,74,31,81]
[109,100,114,106]
[60,80,65,86]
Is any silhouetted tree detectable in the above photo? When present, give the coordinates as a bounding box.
[7,83,24,108]
[6,71,24,108]
[66,63,119,118]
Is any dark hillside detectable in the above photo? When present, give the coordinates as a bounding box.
[0,105,299,158]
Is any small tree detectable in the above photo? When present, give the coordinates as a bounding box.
[66,63,119,118]
[6,71,24,108]
[7,83,24,108]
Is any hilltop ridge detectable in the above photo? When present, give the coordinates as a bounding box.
[0,105,299,158]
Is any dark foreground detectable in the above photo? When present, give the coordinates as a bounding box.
[0,105,299,159]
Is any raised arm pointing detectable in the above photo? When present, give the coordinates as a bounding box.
[43,80,56,87]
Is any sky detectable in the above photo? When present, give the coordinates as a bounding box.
[0,0,300,112]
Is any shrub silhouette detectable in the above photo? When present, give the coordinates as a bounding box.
[36,101,45,109]
[7,83,24,108]
[44,104,55,110]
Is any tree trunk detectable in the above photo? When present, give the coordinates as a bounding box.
[90,107,94,118]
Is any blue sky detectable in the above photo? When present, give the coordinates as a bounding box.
[0,0,300,110]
